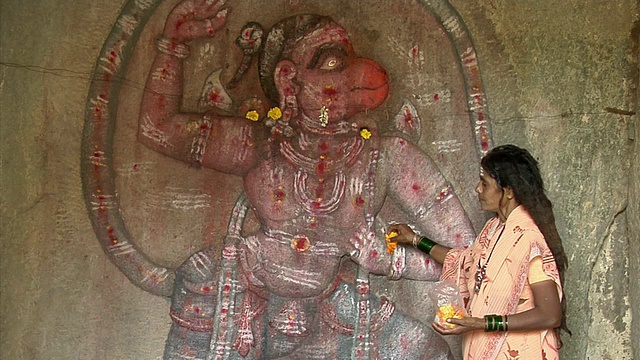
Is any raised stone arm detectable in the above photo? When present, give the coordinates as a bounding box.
[137,0,261,175]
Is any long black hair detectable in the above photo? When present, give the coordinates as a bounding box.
[481,144,571,339]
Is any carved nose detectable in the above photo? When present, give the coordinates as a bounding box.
[349,57,388,90]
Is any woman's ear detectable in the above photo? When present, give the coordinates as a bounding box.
[504,187,515,200]
[274,60,299,105]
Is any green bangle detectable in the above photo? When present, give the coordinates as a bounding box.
[416,237,436,254]
[484,314,504,332]
[484,315,492,331]
[496,315,505,331]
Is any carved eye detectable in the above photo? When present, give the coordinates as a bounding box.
[320,55,341,70]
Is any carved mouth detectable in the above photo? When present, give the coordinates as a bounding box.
[350,81,388,92]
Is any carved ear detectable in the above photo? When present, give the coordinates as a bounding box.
[274,60,299,107]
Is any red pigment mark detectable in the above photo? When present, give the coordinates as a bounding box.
[319,142,329,152]
[412,184,420,191]
[316,162,327,174]
[370,249,378,258]
[273,189,285,202]
[293,236,310,252]
[434,93,439,101]
[425,258,431,266]
[323,87,337,96]
[354,196,365,206]
[208,92,221,103]
[404,110,413,124]
[280,67,290,76]
[202,286,211,293]
[477,112,485,121]
[399,140,405,145]
[454,233,463,243]
[133,164,139,171]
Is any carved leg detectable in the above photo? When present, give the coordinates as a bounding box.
[319,281,454,360]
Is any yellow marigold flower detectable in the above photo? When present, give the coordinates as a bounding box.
[386,241,397,254]
[246,110,260,121]
[267,107,282,121]
[436,303,465,328]
[360,128,372,140]
[385,231,398,254]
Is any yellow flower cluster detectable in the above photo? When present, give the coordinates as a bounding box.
[245,110,260,121]
[246,107,282,122]
[385,231,398,254]
[267,107,282,120]
[436,303,465,328]
[360,128,372,140]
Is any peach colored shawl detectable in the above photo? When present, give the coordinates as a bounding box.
[441,206,562,360]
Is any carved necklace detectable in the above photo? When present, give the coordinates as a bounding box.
[474,224,506,294]
[279,137,363,175]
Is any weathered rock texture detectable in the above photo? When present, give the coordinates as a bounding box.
[1,1,638,359]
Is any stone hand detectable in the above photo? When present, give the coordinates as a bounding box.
[164,0,230,43]
[349,224,392,274]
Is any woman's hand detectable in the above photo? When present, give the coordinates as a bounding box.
[164,0,230,42]
[432,316,484,335]
[386,223,416,246]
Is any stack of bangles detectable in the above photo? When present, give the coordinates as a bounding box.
[412,234,437,254]
[484,314,509,332]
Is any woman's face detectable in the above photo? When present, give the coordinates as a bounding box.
[283,23,389,122]
[475,167,504,214]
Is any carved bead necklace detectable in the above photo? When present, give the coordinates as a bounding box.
[474,224,506,294]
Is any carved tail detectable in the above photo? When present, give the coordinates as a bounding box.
[81,0,173,297]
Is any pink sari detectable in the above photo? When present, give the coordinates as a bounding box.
[441,206,562,360]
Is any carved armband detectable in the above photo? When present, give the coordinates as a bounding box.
[155,36,190,59]
[190,115,212,166]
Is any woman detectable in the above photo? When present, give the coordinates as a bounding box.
[389,144,571,359]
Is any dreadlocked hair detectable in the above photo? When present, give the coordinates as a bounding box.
[228,15,334,106]
[481,144,572,339]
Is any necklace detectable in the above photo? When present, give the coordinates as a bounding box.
[474,224,506,294]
